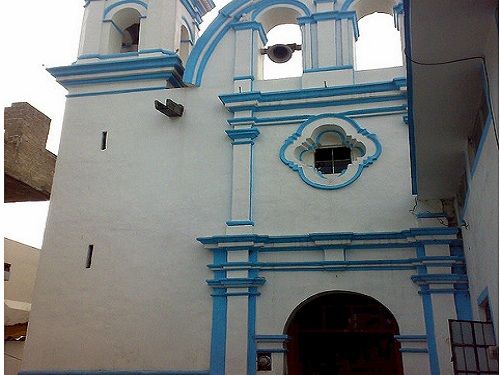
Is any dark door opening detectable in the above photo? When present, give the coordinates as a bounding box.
[285,292,404,375]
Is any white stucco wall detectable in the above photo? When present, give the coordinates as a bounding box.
[22,1,464,374]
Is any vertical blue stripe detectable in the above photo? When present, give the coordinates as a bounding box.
[210,250,227,375]
[249,142,254,221]
[403,0,418,194]
[247,288,257,375]
[450,242,473,320]
[416,245,440,375]
[247,249,258,375]
[421,288,440,375]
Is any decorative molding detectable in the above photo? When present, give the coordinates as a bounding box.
[184,0,314,86]
[66,85,167,98]
[394,335,427,342]
[225,128,261,141]
[279,114,381,190]
[219,78,407,113]
[197,227,461,247]
[231,21,268,45]
[298,11,359,40]
[207,277,266,289]
[103,0,148,19]
[47,54,185,90]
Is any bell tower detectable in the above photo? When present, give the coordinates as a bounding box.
[48,0,215,93]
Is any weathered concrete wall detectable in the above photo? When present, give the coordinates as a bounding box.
[4,102,56,202]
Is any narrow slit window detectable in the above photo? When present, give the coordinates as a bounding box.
[86,245,94,269]
[314,147,352,174]
[101,131,108,150]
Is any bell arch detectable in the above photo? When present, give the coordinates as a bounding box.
[283,291,404,375]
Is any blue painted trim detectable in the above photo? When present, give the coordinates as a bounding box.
[213,240,461,253]
[181,16,196,43]
[209,257,463,270]
[394,335,427,342]
[255,335,289,342]
[207,277,266,288]
[227,95,405,113]
[225,128,260,141]
[219,81,407,112]
[213,291,261,297]
[298,11,359,40]
[421,289,440,375]
[247,288,257,375]
[403,0,418,194]
[232,105,407,127]
[219,79,406,106]
[210,250,227,375]
[103,0,148,18]
[226,220,255,226]
[304,65,353,73]
[66,86,167,98]
[197,227,460,245]
[48,56,183,78]
[234,75,255,81]
[256,348,288,353]
[249,141,255,221]
[411,274,468,284]
[78,49,177,60]
[279,114,382,190]
[419,288,457,295]
[251,0,311,20]
[62,72,177,87]
[415,245,440,375]
[232,22,268,45]
[184,0,312,85]
[232,140,254,145]
[180,0,203,24]
[450,242,473,320]
[393,2,404,30]
[19,372,209,375]
[415,212,447,219]
[399,348,428,354]
[477,287,489,306]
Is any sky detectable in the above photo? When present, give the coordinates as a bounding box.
[2,1,402,248]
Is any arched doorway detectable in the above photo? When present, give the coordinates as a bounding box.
[285,292,404,375]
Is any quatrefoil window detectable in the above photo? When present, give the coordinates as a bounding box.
[280,114,382,189]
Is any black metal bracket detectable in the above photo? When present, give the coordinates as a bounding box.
[155,99,184,117]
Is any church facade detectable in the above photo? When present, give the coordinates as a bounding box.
[21,1,498,375]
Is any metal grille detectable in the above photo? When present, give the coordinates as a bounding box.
[449,320,498,374]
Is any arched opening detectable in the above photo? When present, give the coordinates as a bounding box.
[256,6,304,80]
[284,291,404,375]
[107,8,142,54]
[179,25,191,64]
[262,24,303,80]
[355,12,403,70]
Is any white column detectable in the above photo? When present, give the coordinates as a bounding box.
[225,126,260,233]
[79,1,106,56]
[340,18,355,67]
[316,19,337,68]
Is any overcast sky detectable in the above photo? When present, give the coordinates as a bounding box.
[2,1,402,248]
